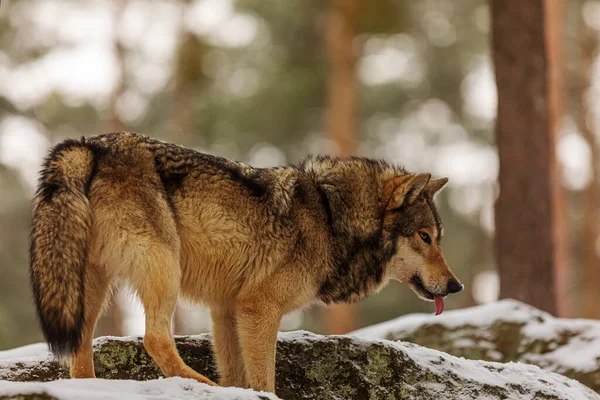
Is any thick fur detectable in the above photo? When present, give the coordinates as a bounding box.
[29,132,461,392]
[29,138,104,356]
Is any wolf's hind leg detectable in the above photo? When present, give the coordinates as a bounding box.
[70,264,111,378]
[137,248,216,386]
[211,307,248,388]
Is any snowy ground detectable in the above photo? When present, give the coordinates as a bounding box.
[0,377,278,400]
[0,329,598,399]
[0,343,49,360]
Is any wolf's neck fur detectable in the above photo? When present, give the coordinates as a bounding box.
[299,156,404,303]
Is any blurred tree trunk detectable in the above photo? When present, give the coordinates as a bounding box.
[322,0,359,334]
[578,15,600,319]
[170,0,204,147]
[492,0,569,315]
[325,0,358,156]
[107,0,127,134]
[99,0,127,337]
[545,0,570,317]
[170,0,205,334]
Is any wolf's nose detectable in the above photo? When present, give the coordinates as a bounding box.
[447,279,464,294]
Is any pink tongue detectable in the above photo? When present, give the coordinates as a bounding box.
[434,297,444,316]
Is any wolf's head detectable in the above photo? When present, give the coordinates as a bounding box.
[381,173,462,314]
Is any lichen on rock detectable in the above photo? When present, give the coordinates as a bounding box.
[1,330,597,399]
[352,299,600,394]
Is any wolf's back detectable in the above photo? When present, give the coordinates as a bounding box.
[30,138,98,357]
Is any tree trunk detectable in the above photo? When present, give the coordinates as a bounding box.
[322,0,359,334]
[578,13,600,319]
[545,0,570,318]
[107,0,127,134]
[325,0,358,156]
[170,0,204,147]
[491,0,568,315]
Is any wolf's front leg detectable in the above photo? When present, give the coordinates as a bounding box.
[211,307,248,388]
[236,296,281,393]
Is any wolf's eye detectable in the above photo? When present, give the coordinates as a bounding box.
[419,231,431,245]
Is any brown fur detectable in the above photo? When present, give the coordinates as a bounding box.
[29,132,462,393]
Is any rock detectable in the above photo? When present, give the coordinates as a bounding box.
[0,331,597,399]
[352,299,600,393]
[0,377,277,400]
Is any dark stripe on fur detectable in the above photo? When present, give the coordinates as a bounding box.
[293,179,310,206]
[317,184,391,303]
[220,165,266,198]
[36,139,82,203]
[159,171,189,198]
[315,184,334,229]
[318,228,388,303]
[82,138,109,197]
[425,196,443,242]
[147,137,267,199]
[154,160,188,217]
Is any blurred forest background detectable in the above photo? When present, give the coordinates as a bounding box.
[1,0,599,350]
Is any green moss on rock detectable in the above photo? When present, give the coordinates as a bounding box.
[356,300,600,394]
[1,332,597,399]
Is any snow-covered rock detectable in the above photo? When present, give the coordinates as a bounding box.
[352,299,600,393]
[1,331,598,399]
[0,378,277,400]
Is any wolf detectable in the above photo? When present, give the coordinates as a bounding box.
[29,132,463,393]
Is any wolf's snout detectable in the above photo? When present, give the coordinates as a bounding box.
[447,278,464,294]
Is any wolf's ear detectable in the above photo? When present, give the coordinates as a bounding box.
[425,177,449,197]
[383,173,431,210]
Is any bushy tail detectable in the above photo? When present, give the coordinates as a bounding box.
[29,138,97,357]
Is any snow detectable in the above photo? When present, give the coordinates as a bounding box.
[0,328,598,399]
[0,377,279,400]
[281,331,599,399]
[0,335,278,398]
[351,298,600,373]
[522,317,600,373]
[0,342,54,378]
[347,335,598,400]
[352,299,549,338]
[0,343,49,360]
